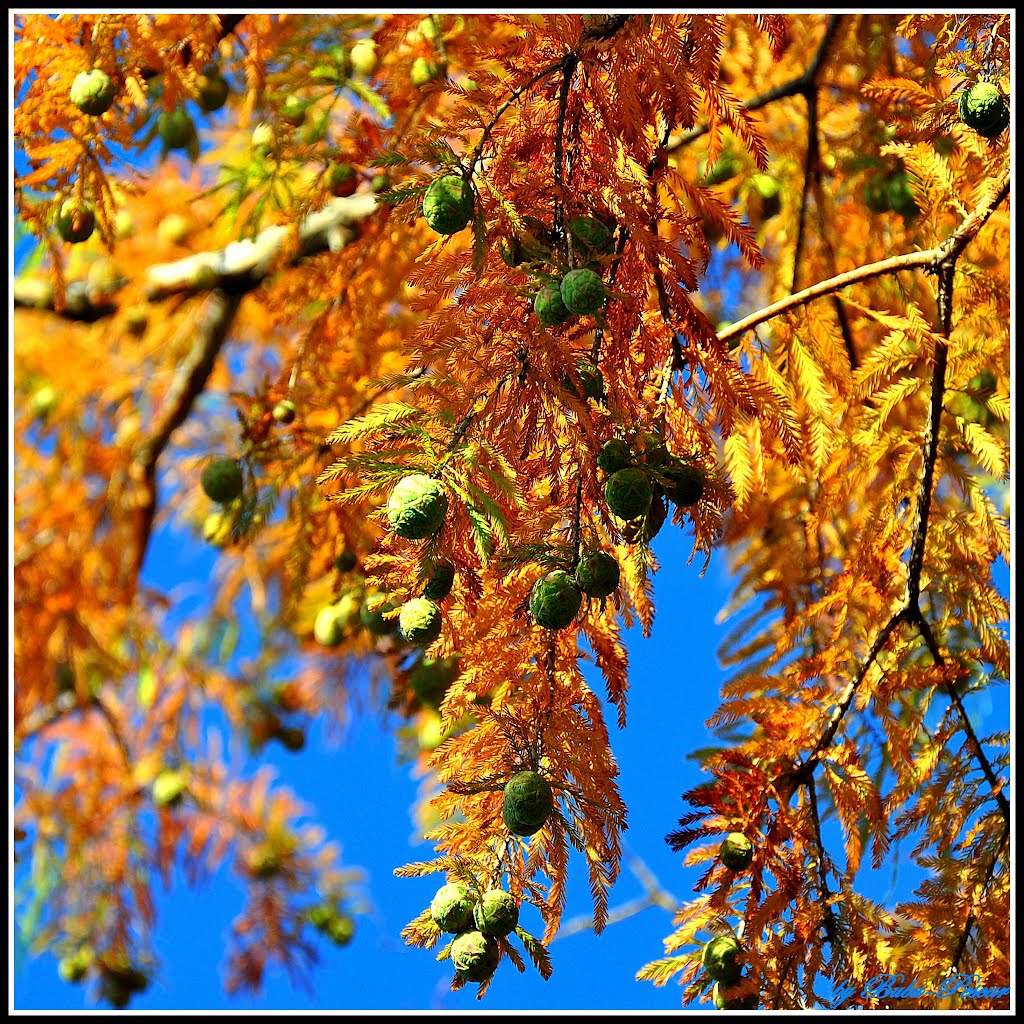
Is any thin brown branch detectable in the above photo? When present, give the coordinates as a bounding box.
[795,173,1011,822]
[466,60,565,180]
[718,169,1010,348]
[15,194,380,320]
[949,822,1009,973]
[552,54,580,242]
[127,288,243,583]
[666,14,842,152]
[806,778,842,950]
[910,612,1011,822]
[790,86,819,293]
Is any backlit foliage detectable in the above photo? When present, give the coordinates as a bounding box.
[13,12,1009,1009]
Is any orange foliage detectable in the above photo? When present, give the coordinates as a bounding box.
[14,11,1010,1010]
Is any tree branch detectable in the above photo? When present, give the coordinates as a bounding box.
[15,193,381,319]
[666,14,842,152]
[949,821,1009,973]
[126,288,244,583]
[791,172,1011,825]
[718,170,1010,347]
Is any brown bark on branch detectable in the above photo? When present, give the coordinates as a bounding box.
[126,288,243,585]
[15,193,381,319]
[717,170,1010,347]
[666,14,842,153]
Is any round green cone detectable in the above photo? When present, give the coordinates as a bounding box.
[560,268,605,315]
[201,458,243,504]
[451,929,501,982]
[502,770,554,836]
[702,935,743,983]
[422,175,473,234]
[719,832,754,871]
[473,889,519,937]
[576,549,620,598]
[386,474,448,539]
[529,570,582,630]
[430,882,475,932]
[605,467,653,520]
[399,597,443,647]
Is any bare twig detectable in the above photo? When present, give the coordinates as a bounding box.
[15,194,380,319]
[666,14,842,152]
[126,288,243,583]
[718,170,1009,348]
[552,847,677,940]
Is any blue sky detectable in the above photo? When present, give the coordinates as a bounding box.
[13,511,743,1012]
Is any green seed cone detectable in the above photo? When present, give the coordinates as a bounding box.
[534,282,572,325]
[958,81,1010,138]
[863,173,891,213]
[719,832,754,871]
[201,458,243,504]
[747,173,782,222]
[423,559,456,600]
[576,549,620,598]
[451,929,501,982]
[573,358,605,400]
[886,172,918,219]
[360,596,400,636]
[334,549,357,573]
[702,935,743,983]
[473,889,519,937]
[502,770,554,836]
[529,569,582,630]
[663,463,705,507]
[197,71,230,112]
[698,150,742,187]
[58,947,95,984]
[55,661,76,693]
[410,656,459,708]
[158,108,196,150]
[605,467,654,521]
[272,399,296,424]
[55,199,95,244]
[597,439,633,475]
[351,39,379,77]
[329,161,357,196]
[713,979,758,1010]
[152,769,188,807]
[411,56,446,88]
[70,68,115,115]
[422,175,473,234]
[499,236,524,267]
[326,914,355,946]
[279,95,307,127]
[399,597,443,648]
[968,369,998,397]
[249,123,276,158]
[386,473,448,539]
[430,882,475,932]
[637,431,671,466]
[568,216,613,252]
[560,268,605,315]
